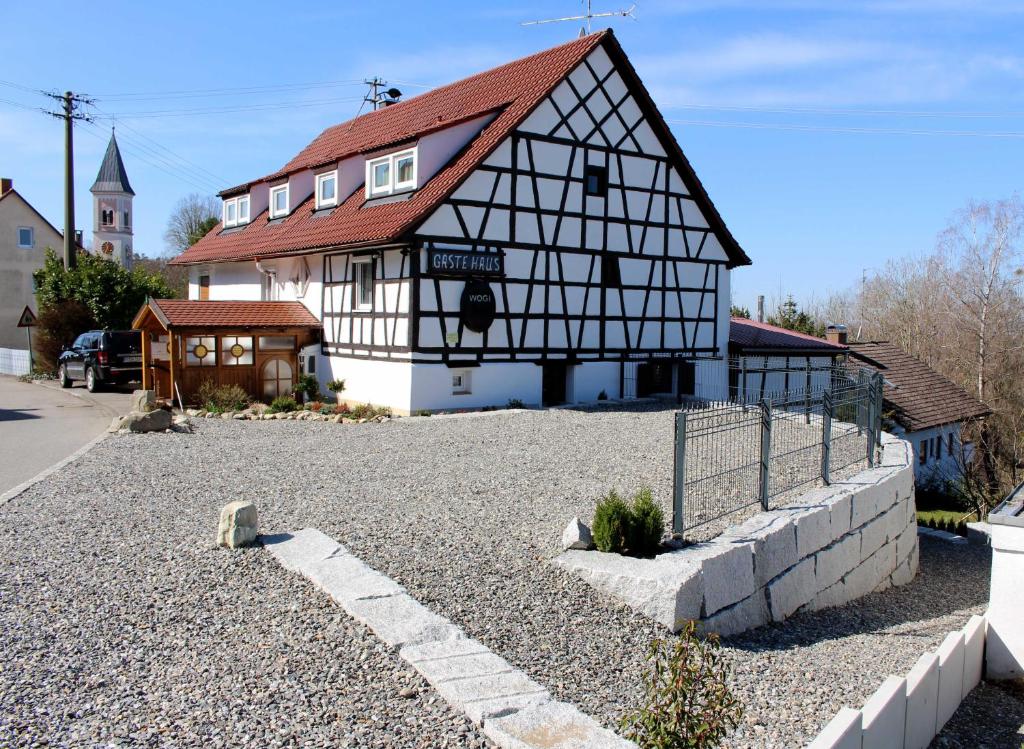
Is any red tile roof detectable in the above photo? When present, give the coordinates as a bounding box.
[170,31,749,269]
[848,341,991,432]
[729,317,846,353]
[144,299,320,328]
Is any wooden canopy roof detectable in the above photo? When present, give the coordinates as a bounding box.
[133,299,321,331]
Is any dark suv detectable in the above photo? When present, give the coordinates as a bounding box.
[58,330,143,392]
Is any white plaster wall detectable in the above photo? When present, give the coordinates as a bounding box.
[189,262,262,301]
[288,169,314,212]
[416,114,496,185]
[572,361,621,402]
[899,423,966,484]
[409,362,542,412]
[323,355,412,414]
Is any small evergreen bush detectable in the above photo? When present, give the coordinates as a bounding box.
[327,379,346,394]
[628,488,665,556]
[597,389,608,400]
[292,373,319,402]
[196,380,248,412]
[621,622,743,749]
[593,490,633,554]
[268,395,298,413]
[506,398,525,409]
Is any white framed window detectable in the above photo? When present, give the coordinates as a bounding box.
[17,226,34,248]
[365,148,417,198]
[353,259,373,311]
[451,370,471,395]
[224,199,237,227]
[316,170,338,209]
[270,185,289,218]
[237,195,250,223]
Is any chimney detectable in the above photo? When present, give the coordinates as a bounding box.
[756,295,765,323]
[826,323,848,345]
[0,178,11,194]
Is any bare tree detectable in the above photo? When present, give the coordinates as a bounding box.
[164,193,220,256]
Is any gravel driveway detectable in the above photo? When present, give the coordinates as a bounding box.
[1,406,1017,748]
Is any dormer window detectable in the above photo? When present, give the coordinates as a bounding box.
[222,195,250,228]
[316,170,337,209]
[270,185,289,218]
[366,148,417,198]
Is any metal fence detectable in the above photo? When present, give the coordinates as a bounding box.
[671,367,884,536]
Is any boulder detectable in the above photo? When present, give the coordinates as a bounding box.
[130,389,156,413]
[561,517,594,551]
[123,409,172,433]
[216,501,259,549]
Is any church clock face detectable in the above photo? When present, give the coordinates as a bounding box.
[101,241,114,255]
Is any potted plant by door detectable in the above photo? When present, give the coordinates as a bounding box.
[327,379,346,405]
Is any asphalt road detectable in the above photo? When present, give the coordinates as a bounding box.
[0,377,132,497]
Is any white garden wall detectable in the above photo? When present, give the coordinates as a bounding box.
[808,614,986,749]
[554,431,918,636]
[0,347,30,376]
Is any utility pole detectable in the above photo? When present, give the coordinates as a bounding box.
[44,90,93,270]
[363,78,402,110]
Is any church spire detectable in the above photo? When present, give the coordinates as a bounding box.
[90,131,134,196]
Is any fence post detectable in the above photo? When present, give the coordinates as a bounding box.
[874,372,884,448]
[856,369,868,435]
[759,399,772,510]
[672,410,686,535]
[821,389,832,485]
[804,360,812,424]
[866,377,876,467]
[740,357,747,409]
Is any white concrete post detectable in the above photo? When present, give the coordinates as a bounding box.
[986,483,1024,681]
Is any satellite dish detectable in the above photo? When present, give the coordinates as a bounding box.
[386,88,402,100]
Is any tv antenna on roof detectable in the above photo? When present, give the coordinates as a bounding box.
[521,0,636,36]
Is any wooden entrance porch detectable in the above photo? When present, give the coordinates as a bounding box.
[132,299,321,405]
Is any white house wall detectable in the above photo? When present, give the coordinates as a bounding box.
[325,355,412,414]
[901,423,968,484]
[414,44,729,364]
[189,262,262,301]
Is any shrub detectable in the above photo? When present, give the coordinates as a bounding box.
[327,379,346,394]
[506,398,525,409]
[34,299,96,374]
[332,403,350,415]
[628,488,665,556]
[268,395,298,413]
[621,622,743,749]
[413,409,432,417]
[593,490,632,554]
[292,373,319,402]
[597,389,608,400]
[306,400,324,412]
[196,380,248,412]
[349,403,391,420]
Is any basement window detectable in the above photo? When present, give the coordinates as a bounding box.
[452,370,471,395]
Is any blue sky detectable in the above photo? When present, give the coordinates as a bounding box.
[1,1,1021,311]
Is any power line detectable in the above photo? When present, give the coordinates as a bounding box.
[91,95,366,119]
[92,79,365,100]
[664,118,1024,138]
[108,118,227,184]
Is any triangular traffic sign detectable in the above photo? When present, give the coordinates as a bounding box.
[17,305,37,327]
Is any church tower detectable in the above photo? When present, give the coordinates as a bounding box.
[90,131,135,268]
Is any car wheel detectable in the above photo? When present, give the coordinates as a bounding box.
[58,365,72,388]
[85,367,99,393]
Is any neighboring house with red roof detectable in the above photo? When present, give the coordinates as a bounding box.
[848,340,991,483]
[0,178,65,375]
[722,317,848,401]
[169,30,750,413]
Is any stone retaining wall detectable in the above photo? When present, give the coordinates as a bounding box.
[554,432,918,636]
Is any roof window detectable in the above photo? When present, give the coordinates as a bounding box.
[366,148,417,199]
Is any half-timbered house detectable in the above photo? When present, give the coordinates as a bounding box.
[170,30,751,413]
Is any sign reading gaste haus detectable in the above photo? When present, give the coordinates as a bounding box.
[427,248,503,277]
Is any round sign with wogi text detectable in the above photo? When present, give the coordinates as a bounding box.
[460,280,496,333]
